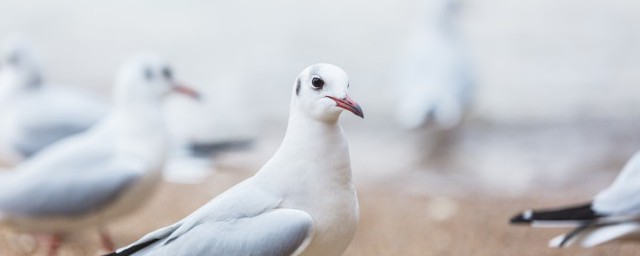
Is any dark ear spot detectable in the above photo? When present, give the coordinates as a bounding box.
[162,67,173,80]
[295,78,301,96]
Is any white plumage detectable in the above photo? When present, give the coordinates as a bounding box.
[111,63,363,256]
[511,151,640,247]
[0,52,199,255]
[0,36,108,163]
[395,0,472,130]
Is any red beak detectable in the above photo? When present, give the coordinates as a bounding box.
[327,95,364,118]
[171,83,201,100]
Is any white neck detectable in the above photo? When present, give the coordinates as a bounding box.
[256,106,352,190]
[0,71,37,103]
[110,102,168,170]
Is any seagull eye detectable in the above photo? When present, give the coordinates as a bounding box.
[311,77,324,90]
[162,67,173,80]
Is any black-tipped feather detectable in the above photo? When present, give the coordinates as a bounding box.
[103,238,160,256]
[510,202,603,224]
[188,139,253,157]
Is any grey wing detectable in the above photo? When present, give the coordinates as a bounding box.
[14,90,107,157]
[15,123,91,157]
[128,209,313,256]
[109,222,183,256]
[0,164,141,217]
[593,151,640,215]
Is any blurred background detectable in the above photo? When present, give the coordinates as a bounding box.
[1,0,640,255]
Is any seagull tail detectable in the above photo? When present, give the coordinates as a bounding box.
[187,138,254,157]
[549,222,640,248]
[103,238,160,256]
[509,202,602,227]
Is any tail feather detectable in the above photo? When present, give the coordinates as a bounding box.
[103,238,160,256]
[187,139,253,157]
[510,202,603,227]
[548,221,640,248]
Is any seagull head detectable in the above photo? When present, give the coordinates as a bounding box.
[114,52,200,107]
[292,63,363,122]
[0,36,44,90]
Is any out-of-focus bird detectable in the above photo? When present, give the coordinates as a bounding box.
[395,0,473,130]
[107,63,363,256]
[510,151,640,247]
[163,138,254,184]
[0,52,200,255]
[0,36,108,164]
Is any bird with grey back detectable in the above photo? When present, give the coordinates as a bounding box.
[0,36,109,164]
[0,52,200,256]
[108,63,363,256]
[395,0,473,130]
[510,151,640,247]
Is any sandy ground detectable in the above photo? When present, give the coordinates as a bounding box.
[0,0,639,255]
[0,122,639,256]
[1,170,639,256]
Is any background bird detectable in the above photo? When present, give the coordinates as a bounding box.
[108,63,363,256]
[0,36,108,164]
[0,52,199,255]
[510,151,640,247]
[394,0,473,131]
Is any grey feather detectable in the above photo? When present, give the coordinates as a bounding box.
[113,180,314,256]
[0,161,141,217]
[0,121,144,217]
[15,124,91,157]
[118,209,312,256]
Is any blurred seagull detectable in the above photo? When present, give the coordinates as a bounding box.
[0,36,108,163]
[510,151,640,247]
[395,0,472,130]
[107,63,363,256]
[0,52,200,255]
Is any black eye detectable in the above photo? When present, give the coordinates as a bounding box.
[144,67,154,80]
[311,77,324,90]
[162,67,173,80]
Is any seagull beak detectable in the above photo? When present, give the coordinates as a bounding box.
[171,83,201,101]
[327,95,364,118]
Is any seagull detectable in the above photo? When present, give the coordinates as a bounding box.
[107,63,363,256]
[395,0,473,130]
[0,36,108,164]
[510,151,640,247]
[163,139,254,184]
[0,52,200,256]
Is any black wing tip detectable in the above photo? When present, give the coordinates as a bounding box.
[509,202,602,224]
[510,210,533,224]
[102,238,161,256]
[188,139,254,157]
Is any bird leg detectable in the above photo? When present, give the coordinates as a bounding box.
[98,227,115,252]
[37,233,62,256]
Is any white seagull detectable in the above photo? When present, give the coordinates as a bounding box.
[510,151,640,247]
[108,63,363,256]
[395,0,473,130]
[0,36,108,163]
[0,52,200,255]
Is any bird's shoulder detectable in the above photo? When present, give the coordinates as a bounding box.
[163,179,282,244]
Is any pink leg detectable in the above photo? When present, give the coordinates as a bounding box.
[98,228,115,252]
[38,234,62,256]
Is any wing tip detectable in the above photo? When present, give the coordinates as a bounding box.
[103,238,160,256]
[510,210,533,224]
[509,202,601,224]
